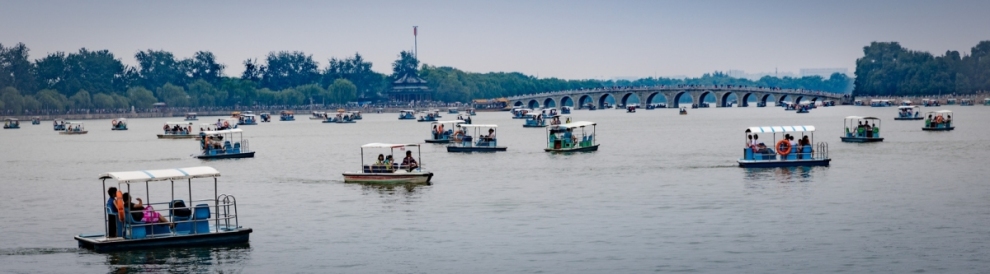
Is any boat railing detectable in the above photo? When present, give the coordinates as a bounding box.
[815,142,829,160]
[121,197,240,239]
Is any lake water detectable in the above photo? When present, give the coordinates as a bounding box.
[1,106,989,273]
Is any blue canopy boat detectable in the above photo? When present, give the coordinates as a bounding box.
[196,128,255,159]
[323,111,357,123]
[237,114,258,125]
[511,108,530,119]
[280,110,295,121]
[53,119,66,131]
[560,106,572,114]
[349,111,363,120]
[184,113,198,121]
[74,166,251,253]
[467,108,477,116]
[447,124,507,152]
[3,118,20,129]
[545,121,599,152]
[425,120,466,144]
[417,111,439,122]
[31,116,40,125]
[111,118,128,130]
[259,113,271,122]
[448,107,459,114]
[342,143,433,184]
[523,113,547,128]
[922,110,954,131]
[398,110,416,120]
[738,125,830,168]
[894,106,922,120]
[841,116,883,142]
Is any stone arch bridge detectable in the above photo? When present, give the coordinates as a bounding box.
[506,86,848,109]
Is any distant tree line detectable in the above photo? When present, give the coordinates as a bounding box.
[1,41,853,115]
[853,41,990,96]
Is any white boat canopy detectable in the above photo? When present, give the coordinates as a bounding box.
[202,128,244,135]
[556,121,597,129]
[898,106,920,109]
[242,114,256,117]
[5,118,17,121]
[844,116,880,120]
[461,124,498,128]
[187,112,197,115]
[99,166,220,184]
[746,125,816,133]
[361,143,420,148]
[65,121,84,125]
[934,110,953,114]
[431,120,465,125]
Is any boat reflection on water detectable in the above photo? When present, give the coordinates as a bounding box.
[743,166,823,184]
[104,244,251,273]
[350,181,432,196]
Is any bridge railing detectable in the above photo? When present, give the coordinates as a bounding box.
[507,85,842,100]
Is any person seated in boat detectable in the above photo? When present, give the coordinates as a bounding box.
[789,135,797,150]
[432,125,439,139]
[465,116,472,124]
[483,128,496,142]
[123,193,168,224]
[374,154,386,167]
[401,151,418,171]
[384,155,395,171]
[562,128,574,145]
[163,123,170,133]
[747,134,753,148]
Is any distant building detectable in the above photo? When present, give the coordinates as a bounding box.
[800,68,848,78]
[389,74,431,102]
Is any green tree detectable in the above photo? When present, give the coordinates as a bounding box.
[127,87,157,108]
[156,83,190,107]
[328,78,357,104]
[391,51,419,80]
[1,87,24,114]
[277,88,305,105]
[258,51,320,91]
[35,89,69,111]
[92,93,115,109]
[112,94,130,109]
[70,89,92,109]
[135,49,186,89]
[0,43,37,93]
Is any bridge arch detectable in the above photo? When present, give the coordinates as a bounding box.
[777,94,790,106]
[598,93,615,109]
[760,94,775,106]
[578,95,593,109]
[527,99,540,109]
[794,96,804,105]
[543,98,556,108]
[645,92,666,106]
[699,91,716,107]
[560,96,574,107]
[513,101,524,107]
[719,92,737,107]
[620,92,640,107]
[671,91,691,108]
[739,92,755,107]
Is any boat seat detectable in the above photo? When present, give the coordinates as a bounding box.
[123,208,146,239]
[193,204,210,234]
[744,148,754,160]
[223,141,232,151]
[363,165,372,173]
[232,142,241,154]
[171,200,193,234]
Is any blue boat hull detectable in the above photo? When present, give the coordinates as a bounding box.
[196,151,255,159]
[447,146,507,152]
[425,139,450,144]
[523,124,546,128]
[841,137,883,143]
[737,158,830,168]
[545,144,599,152]
[922,127,954,131]
[75,228,252,253]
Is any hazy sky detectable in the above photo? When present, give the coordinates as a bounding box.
[2,0,988,79]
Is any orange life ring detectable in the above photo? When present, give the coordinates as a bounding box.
[776,140,792,155]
